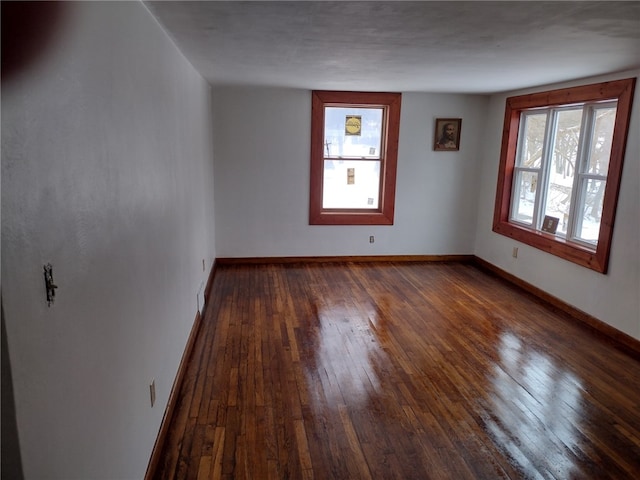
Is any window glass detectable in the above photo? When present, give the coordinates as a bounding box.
[518,113,547,168]
[544,108,582,236]
[587,106,616,175]
[322,160,380,209]
[576,179,606,244]
[512,171,537,225]
[324,107,383,159]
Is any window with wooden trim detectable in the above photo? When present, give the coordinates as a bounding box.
[309,91,401,225]
[493,78,636,273]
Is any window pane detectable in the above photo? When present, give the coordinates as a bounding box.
[324,107,383,159]
[544,109,583,236]
[517,113,547,168]
[576,179,606,244]
[322,160,380,209]
[512,170,537,225]
[586,106,616,175]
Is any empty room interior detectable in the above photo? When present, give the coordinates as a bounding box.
[2,1,640,479]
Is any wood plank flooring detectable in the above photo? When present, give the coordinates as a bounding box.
[153,261,640,479]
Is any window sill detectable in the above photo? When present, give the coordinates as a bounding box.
[492,220,605,273]
[310,210,394,226]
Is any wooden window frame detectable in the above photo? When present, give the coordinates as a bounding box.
[309,90,402,225]
[492,78,636,273]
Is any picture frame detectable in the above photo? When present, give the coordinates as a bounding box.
[541,215,560,234]
[434,118,462,151]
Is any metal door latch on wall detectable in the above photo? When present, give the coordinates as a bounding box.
[43,263,58,306]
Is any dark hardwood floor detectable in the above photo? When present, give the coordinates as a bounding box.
[153,261,640,479]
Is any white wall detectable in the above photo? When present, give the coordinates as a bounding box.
[474,70,640,340]
[1,2,216,479]
[212,87,488,257]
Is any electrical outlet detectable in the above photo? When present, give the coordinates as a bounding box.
[512,247,518,258]
[149,380,156,407]
[369,235,375,243]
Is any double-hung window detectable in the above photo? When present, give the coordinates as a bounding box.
[493,78,635,273]
[309,91,401,225]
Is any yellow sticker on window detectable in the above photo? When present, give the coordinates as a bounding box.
[345,115,362,136]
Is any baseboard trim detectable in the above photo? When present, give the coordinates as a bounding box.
[473,256,640,361]
[216,254,475,265]
[144,308,202,480]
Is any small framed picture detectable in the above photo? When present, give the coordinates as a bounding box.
[541,215,560,234]
[434,118,462,151]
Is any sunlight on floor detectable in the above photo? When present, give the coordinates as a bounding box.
[484,331,585,478]
[305,298,386,408]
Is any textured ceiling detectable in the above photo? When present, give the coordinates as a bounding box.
[145,1,640,94]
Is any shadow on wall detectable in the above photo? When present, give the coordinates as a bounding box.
[1,1,68,83]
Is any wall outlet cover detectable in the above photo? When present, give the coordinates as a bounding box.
[150,380,156,407]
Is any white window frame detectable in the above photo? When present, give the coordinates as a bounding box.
[509,102,617,248]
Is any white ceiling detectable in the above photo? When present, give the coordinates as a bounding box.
[144,1,640,94]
